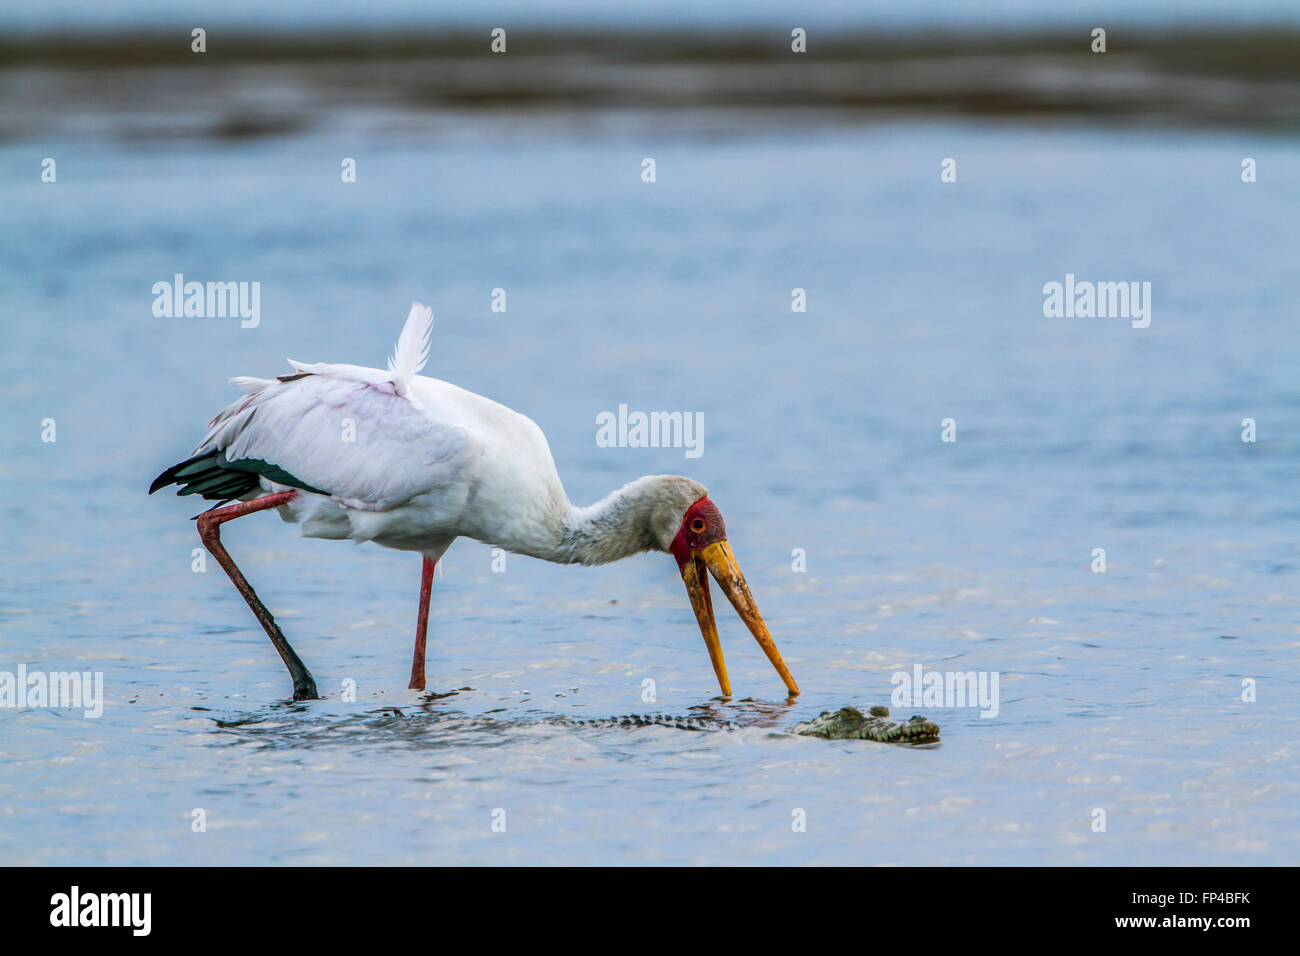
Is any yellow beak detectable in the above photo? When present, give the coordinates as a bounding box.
[681,540,800,698]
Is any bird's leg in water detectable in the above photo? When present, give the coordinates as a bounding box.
[409,556,436,690]
[196,490,319,702]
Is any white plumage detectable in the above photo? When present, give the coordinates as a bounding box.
[190,303,700,563]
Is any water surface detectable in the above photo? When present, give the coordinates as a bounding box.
[1,71,1298,865]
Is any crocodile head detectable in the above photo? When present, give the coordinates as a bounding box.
[793,705,940,744]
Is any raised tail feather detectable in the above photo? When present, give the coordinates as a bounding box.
[386,302,433,396]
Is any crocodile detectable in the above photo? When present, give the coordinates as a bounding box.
[555,704,939,745]
[214,699,940,747]
[792,705,940,744]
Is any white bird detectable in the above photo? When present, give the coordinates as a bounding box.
[151,303,799,702]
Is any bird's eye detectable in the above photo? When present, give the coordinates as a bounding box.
[690,517,706,533]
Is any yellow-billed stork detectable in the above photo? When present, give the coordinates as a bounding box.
[150,304,799,702]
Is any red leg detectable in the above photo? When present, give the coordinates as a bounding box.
[196,491,319,701]
[409,556,435,690]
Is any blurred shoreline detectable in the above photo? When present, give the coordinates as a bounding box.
[3,27,1299,143]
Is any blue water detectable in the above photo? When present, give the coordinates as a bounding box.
[1,116,1298,864]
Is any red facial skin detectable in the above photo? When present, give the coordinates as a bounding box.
[670,496,728,572]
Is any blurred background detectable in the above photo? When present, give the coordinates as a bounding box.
[1,2,1298,865]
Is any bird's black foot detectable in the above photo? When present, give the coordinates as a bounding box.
[291,672,320,701]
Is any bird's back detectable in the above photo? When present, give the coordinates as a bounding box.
[152,357,573,557]
[403,373,573,554]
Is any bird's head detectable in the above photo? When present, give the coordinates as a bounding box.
[657,485,800,699]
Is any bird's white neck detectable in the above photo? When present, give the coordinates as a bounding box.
[540,475,706,566]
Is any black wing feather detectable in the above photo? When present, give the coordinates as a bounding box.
[149,451,328,501]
